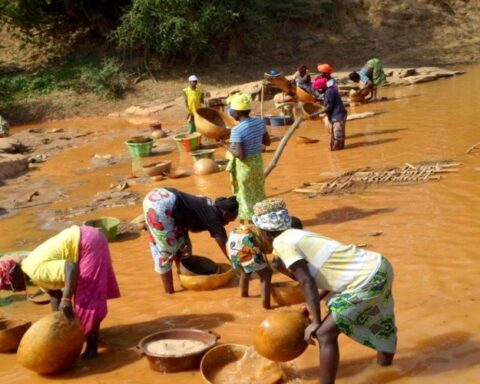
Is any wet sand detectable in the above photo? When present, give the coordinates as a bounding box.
[1,65,480,383]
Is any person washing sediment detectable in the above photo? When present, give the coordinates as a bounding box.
[218,93,271,223]
[311,66,348,151]
[292,64,312,93]
[317,63,338,88]
[227,215,303,309]
[252,198,397,384]
[183,75,205,133]
[143,187,238,294]
[349,58,387,101]
[0,225,120,358]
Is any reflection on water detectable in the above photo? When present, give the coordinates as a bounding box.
[1,65,480,383]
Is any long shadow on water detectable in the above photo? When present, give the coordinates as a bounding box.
[302,206,396,227]
[47,312,235,379]
[347,128,408,140]
[288,331,480,383]
[345,138,399,149]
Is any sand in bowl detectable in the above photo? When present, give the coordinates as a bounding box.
[211,347,284,384]
[145,339,208,357]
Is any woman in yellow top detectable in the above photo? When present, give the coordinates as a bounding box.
[183,75,204,133]
[0,225,120,358]
[252,198,397,384]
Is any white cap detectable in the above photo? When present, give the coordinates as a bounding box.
[188,75,198,82]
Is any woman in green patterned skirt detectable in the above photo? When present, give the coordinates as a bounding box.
[252,198,397,384]
[220,93,271,223]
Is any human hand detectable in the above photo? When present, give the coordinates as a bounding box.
[59,298,75,321]
[179,243,192,259]
[304,322,321,344]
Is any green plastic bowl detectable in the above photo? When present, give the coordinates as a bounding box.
[125,137,154,158]
[83,217,121,241]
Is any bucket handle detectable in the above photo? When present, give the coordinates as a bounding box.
[207,330,221,340]
[134,344,145,356]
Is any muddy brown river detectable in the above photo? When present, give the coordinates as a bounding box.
[1,65,479,383]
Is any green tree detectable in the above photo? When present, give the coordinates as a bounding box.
[0,0,129,38]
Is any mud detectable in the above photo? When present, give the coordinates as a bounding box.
[0,65,480,384]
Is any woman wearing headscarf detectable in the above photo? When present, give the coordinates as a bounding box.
[349,58,387,101]
[219,93,271,223]
[252,198,397,384]
[0,225,120,358]
[227,216,303,309]
[143,187,238,294]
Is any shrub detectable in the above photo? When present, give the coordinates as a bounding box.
[78,59,128,99]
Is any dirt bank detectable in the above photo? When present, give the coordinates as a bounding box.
[1,1,479,124]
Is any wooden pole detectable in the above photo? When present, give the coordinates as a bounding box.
[264,104,304,178]
[260,83,265,119]
[466,142,480,154]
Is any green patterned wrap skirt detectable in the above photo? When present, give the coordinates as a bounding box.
[226,153,266,221]
[328,256,397,353]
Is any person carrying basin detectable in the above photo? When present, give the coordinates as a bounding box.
[143,187,238,294]
[251,198,397,384]
[0,225,121,358]
[218,93,271,223]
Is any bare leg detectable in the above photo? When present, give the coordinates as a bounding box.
[82,325,100,359]
[315,313,341,384]
[240,270,251,297]
[377,351,395,366]
[160,270,174,294]
[257,267,272,309]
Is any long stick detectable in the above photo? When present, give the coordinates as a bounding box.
[260,83,265,119]
[264,106,304,178]
[466,142,480,154]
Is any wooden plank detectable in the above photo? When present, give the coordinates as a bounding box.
[293,188,317,194]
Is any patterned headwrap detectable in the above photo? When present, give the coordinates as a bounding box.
[0,259,18,291]
[252,198,292,232]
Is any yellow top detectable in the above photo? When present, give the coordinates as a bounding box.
[21,225,81,290]
[273,229,381,292]
[183,86,203,115]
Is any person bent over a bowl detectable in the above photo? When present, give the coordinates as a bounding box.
[227,213,303,309]
[252,198,397,384]
[143,187,238,294]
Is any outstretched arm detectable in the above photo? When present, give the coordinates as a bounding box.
[215,236,230,261]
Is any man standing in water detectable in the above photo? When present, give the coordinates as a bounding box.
[183,75,204,133]
[252,198,397,384]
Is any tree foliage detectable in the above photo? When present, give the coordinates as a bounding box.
[0,0,332,64]
[112,0,269,62]
[0,0,129,37]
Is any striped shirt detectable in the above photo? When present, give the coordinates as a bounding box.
[229,117,266,157]
[273,229,382,292]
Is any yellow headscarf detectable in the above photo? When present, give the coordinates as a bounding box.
[230,93,252,111]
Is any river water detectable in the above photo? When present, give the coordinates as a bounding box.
[1,65,479,383]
